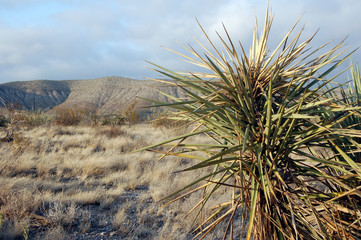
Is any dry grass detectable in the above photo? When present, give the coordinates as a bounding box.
[0,123,230,239]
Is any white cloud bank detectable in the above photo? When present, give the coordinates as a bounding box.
[0,0,359,83]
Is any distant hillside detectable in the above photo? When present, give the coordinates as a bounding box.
[0,80,70,110]
[0,76,184,114]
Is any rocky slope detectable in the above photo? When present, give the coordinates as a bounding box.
[0,77,183,113]
[0,80,70,110]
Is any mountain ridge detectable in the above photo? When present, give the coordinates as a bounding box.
[0,76,182,113]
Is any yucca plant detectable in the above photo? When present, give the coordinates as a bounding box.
[140,7,361,240]
[326,62,361,160]
[322,62,361,238]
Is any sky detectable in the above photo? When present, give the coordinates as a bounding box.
[0,0,360,84]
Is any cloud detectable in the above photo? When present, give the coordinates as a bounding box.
[0,0,359,83]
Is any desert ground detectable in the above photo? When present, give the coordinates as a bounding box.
[0,116,236,239]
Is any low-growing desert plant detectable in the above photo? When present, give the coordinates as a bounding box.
[0,103,24,142]
[141,6,361,240]
[0,186,42,239]
[100,113,125,126]
[4,108,52,127]
[22,109,51,127]
[52,106,90,126]
[123,100,141,126]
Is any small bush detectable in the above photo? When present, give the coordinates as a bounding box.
[123,100,140,126]
[87,109,101,126]
[100,114,125,126]
[7,109,51,127]
[52,106,89,126]
[22,110,50,127]
[0,186,41,239]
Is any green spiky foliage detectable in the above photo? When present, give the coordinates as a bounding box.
[140,8,361,240]
[323,62,361,235]
[326,62,361,161]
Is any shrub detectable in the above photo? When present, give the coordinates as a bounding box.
[0,103,23,142]
[52,106,89,126]
[22,109,50,127]
[123,100,140,126]
[100,114,125,126]
[0,186,41,239]
[141,7,361,240]
[88,108,101,126]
